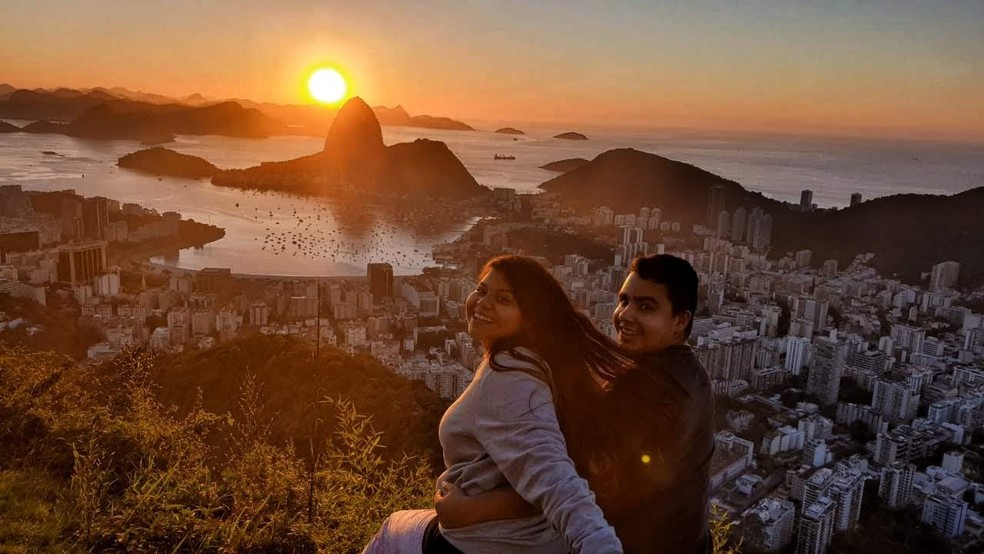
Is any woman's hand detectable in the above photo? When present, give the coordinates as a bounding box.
[434,482,539,529]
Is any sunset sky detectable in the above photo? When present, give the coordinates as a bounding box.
[4,0,983,139]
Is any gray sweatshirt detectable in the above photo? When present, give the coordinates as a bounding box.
[437,348,622,554]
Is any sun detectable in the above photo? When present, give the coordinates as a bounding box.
[308,68,347,103]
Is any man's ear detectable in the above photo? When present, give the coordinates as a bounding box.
[675,310,692,334]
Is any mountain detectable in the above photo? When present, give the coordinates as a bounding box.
[118,147,221,178]
[0,89,113,121]
[539,148,779,219]
[495,127,525,135]
[540,157,589,173]
[554,131,588,140]
[212,96,486,199]
[373,105,412,125]
[0,120,19,133]
[540,147,984,287]
[405,114,474,131]
[21,120,69,134]
[769,188,984,287]
[371,104,474,131]
[0,85,472,136]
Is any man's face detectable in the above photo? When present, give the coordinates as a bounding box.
[612,272,690,354]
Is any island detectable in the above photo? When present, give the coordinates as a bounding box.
[554,131,589,140]
[212,97,487,200]
[540,158,589,173]
[118,147,220,178]
[0,120,19,133]
[494,127,525,135]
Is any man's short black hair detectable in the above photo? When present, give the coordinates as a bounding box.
[629,254,699,337]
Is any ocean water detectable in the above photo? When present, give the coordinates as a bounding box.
[1,120,982,276]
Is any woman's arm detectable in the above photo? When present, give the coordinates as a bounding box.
[474,361,622,553]
[434,482,537,529]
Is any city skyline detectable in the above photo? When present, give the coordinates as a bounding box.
[3,0,984,139]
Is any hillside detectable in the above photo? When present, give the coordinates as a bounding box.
[539,148,784,220]
[540,147,984,287]
[150,335,447,463]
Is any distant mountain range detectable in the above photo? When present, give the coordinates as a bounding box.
[0,84,475,138]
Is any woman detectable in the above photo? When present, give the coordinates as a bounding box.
[362,255,634,554]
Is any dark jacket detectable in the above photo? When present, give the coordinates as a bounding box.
[595,344,715,554]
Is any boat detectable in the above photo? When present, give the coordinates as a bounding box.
[493,154,516,160]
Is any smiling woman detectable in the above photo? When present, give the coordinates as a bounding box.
[308,68,347,103]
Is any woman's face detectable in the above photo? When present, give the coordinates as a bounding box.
[465,268,524,351]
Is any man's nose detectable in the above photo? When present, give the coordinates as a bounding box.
[616,304,634,321]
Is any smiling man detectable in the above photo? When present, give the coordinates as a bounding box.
[609,254,714,554]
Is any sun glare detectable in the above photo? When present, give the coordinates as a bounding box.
[308,68,347,104]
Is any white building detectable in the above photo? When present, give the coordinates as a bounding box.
[745,497,796,552]
[797,496,836,554]
[921,493,968,537]
[879,462,915,508]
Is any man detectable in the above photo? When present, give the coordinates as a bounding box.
[433,254,713,553]
[607,254,714,553]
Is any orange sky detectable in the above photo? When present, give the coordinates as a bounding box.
[3,1,983,140]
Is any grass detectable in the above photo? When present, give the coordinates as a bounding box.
[0,469,81,553]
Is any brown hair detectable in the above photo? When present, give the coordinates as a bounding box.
[477,256,635,488]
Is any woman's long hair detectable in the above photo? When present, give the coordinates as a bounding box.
[477,256,634,489]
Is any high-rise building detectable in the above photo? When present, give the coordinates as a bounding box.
[752,214,773,249]
[81,196,109,240]
[196,267,233,295]
[803,468,834,507]
[854,349,887,375]
[828,472,865,531]
[785,337,811,375]
[921,493,968,537]
[56,241,107,286]
[731,207,747,243]
[890,324,925,357]
[879,462,915,508]
[717,210,730,238]
[930,261,960,292]
[797,496,836,554]
[707,184,727,228]
[874,427,914,466]
[800,190,814,211]
[795,250,813,269]
[367,262,394,302]
[850,193,862,207]
[871,378,920,421]
[821,259,838,278]
[745,498,796,552]
[802,439,831,468]
[942,452,964,474]
[807,336,847,405]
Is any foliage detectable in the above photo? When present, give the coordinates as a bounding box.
[0,342,436,553]
[0,292,103,359]
[709,503,743,554]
